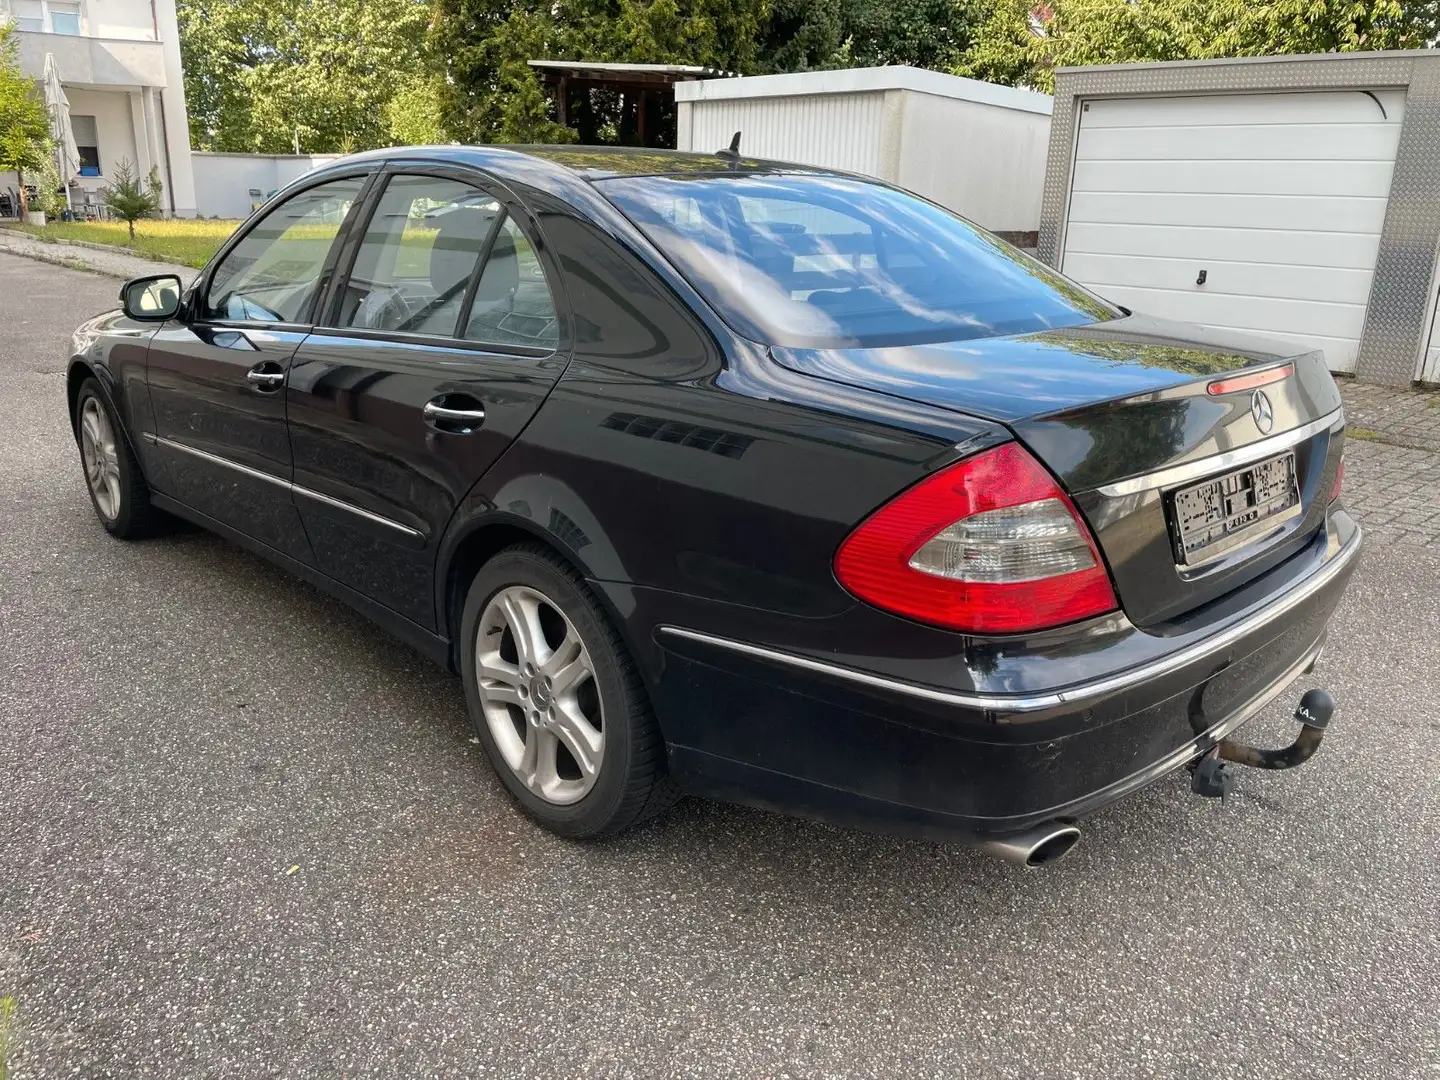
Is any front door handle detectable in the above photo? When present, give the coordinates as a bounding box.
[423,397,486,432]
[246,361,286,391]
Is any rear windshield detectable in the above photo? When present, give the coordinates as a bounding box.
[596,173,1118,350]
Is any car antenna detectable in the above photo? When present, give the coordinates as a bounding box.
[715,131,742,163]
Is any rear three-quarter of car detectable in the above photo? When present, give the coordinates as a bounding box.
[68,146,1360,861]
[452,153,1359,858]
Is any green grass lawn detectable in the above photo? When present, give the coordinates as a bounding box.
[8,218,240,269]
[7,216,450,279]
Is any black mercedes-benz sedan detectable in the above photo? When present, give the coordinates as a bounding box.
[66,145,1360,866]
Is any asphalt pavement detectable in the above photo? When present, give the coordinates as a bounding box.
[0,251,1436,1079]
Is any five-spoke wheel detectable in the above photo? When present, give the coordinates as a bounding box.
[79,395,122,522]
[476,584,605,805]
[73,379,161,539]
[460,544,680,837]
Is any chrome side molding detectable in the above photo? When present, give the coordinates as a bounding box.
[148,434,424,541]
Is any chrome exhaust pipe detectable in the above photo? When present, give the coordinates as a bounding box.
[975,822,1081,868]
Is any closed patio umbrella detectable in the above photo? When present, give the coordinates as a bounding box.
[43,54,80,214]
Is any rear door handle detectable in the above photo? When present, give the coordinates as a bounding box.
[423,398,486,432]
[246,361,286,391]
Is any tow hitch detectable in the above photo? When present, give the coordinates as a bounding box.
[1191,688,1336,799]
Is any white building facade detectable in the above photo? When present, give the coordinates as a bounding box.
[2,0,196,216]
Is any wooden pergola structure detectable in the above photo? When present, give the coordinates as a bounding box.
[528,60,734,148]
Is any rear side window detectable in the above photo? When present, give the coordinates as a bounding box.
[597,174,1117,349]
[338,175,501,337]
[463,216,559,349]
[203,177,364,324]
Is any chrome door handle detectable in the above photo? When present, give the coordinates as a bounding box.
[423,401,486,426]
[246,368,286,390]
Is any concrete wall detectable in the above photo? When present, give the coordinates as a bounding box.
[676,66,1053,236]
[191,154,343,219]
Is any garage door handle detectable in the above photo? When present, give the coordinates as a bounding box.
[424,400,486,431]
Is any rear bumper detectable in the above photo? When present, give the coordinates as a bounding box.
[654,512,1362,839]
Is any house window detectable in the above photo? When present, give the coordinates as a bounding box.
[72,115,100,176]
[48,1,81,33]
[12,0,44,31]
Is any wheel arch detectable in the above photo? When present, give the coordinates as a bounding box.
[437,513,640,677]
[66,358,102,433]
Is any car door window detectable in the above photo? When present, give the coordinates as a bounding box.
[463,215,559,350]
[337,175,501,337]
[202,177,365,324]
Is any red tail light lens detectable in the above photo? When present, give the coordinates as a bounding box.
[1330,456,1345,503]
[834,442,1118,634]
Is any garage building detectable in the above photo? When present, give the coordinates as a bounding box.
[1039,51,1440,385]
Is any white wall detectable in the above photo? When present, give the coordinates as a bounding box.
[67,87,136,197]
[84,0,156,40]
[893,92,1051,234]
[685,91,888,177]
[676,66,1053,236]
[191,153,343,219]
[151,0,195,215]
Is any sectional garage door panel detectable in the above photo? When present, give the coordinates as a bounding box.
[1061,90,1407,373]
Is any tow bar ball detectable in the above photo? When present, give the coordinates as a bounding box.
[1191,689,1337,799]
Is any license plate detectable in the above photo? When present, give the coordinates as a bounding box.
[1171,451,1299,565]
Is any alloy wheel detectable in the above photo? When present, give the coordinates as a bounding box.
[80,396,122,521]
[475,585,605,805]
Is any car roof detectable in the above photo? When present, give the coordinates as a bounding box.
[334,143,841,185]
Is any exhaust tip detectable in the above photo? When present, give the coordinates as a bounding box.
[976,822,1082,867]
[1025,826,1081,867]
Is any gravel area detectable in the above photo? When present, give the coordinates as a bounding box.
[0,252,1436,1079]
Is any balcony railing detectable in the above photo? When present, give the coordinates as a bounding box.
[16,29,166,87]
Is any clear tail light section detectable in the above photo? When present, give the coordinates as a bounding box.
[834,442,1118,634]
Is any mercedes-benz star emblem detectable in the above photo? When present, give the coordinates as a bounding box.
[1251,389,1275,434]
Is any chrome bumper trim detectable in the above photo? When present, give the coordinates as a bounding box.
[1096,407,1344,497]
[658,524,1361,715]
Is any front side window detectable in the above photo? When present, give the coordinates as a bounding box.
[337,175,500,337]
[598,173,1117,350]
[202,176,364,324]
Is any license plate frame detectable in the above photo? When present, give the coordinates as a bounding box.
[1169,451,1301,566]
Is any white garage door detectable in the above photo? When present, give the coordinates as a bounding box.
[1061,90,1406,372]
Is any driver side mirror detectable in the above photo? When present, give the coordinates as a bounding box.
[120,274,183,321]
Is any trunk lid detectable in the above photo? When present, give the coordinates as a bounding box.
[772,314,1345,626]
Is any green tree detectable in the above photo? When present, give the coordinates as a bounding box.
[178,0,440,153]
[959,0,1439,92]
[430,0,768,145]
[755,0,977,74]
[102,159,164,239]
[0,20,51,216]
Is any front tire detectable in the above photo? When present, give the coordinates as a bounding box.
[460,544,680,838]
[74,379,163,539]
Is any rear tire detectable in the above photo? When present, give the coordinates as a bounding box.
[460,543,681,838]
[74,379,164,539]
